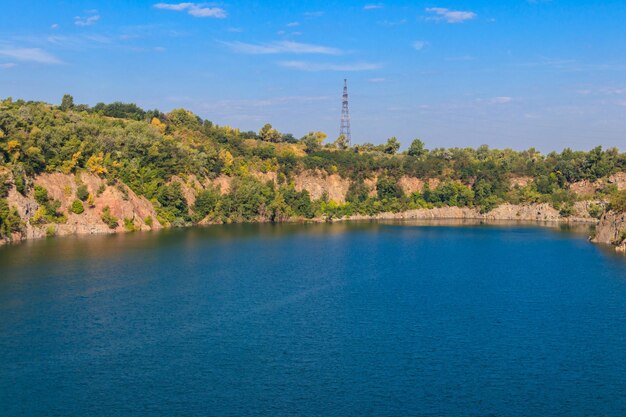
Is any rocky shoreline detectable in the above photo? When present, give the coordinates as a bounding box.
[1,170,624,252]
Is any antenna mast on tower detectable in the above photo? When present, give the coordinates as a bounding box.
[340,79,351,145]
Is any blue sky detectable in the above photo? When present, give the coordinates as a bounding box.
[1,1,626,151]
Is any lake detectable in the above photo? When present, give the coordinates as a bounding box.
[1,221,625,416]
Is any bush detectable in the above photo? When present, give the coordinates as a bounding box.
[588,203,603,219]
[34,185,49,205]
[123,217,137,232]
[101,206,119,229]
[71,199,84,214]
[609,190,626,213]
[76,185,89,201]
[192,187,220,222]
[0,198,23,238]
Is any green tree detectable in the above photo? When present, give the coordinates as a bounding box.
[60,94,74,111]
[258,123,282,143]
[382,137,400,154]
[334,135,349,150]
[407,139,426,158]
[376,177,403,200]
[301,131,327,154]
[192,187,220,222]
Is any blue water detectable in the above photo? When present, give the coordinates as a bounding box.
[1,222,625,416]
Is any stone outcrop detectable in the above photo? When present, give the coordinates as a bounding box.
[592,211,626,252]
[293,170,351,202]
[343,202,598,224]
[5,172,160,241]
[2,170,624,251]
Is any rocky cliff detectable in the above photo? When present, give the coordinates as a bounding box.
[0,170,619,246]
[5,172,160,241]
[592,211,626,253]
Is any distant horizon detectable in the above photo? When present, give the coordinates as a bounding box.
[2,1,626,151]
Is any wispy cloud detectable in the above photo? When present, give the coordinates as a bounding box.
[303,11,324,18]
[426,7,476,23]
[222,40,341,55]
[378,19,407,27]
[0,62,17,69]
[154,3,227,18]
[368,77,386,83]
[364,4,384,10]
[0,47,63,64]
[74,13,100,27]
[413,40,428,50]
[227,27,243,33]
[279,60,382,72]
[490,96,513,104]
[51,23,59,30]
[286,21,300,27]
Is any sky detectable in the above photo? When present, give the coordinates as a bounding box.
[1,1,626,152]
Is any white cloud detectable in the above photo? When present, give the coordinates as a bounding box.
[51,23,59,30]
[368,77,386,83]
[490,96,513,104]
[379,19,407,27]
[303,11,324,18]
[154,3,226,18]
[0,47,62,64]
[287,21,300,27]
[74,14,100,26]
[364,4,384,10]
[222,41,341,55]
[0,62,17,69]
[279,60,382,72]
[426,7,476,23]
[413,40,428,50]
[227,27,243,33]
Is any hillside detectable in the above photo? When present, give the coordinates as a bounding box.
[1,96,625,248]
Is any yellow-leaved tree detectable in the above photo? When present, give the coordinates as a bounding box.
[86,153,108,176]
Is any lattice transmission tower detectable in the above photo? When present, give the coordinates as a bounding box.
[340,79,351,145]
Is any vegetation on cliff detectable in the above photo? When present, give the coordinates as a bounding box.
[0,96,625,241]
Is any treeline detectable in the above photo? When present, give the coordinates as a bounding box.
[0,96,625,238]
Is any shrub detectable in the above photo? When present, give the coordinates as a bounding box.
[144,216,153,227]
[123,217,137,232]
[71,199,84,214]
[101,206,119,229]
[588,203,603,219]
[34,185,49,205]
[76,185,89,201]
[192,188,220,222]
[609,190,626,213]
[45,225,56,237]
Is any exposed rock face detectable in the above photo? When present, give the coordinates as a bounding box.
[609,172,626,191]
[1,169,621,248]
[206,175,232,195]
[397,176,440,196]
[592,211,626,252]
[5,172,160,241]
[509,176,533,188]
[570,180,604,197]
[344,202,598,224]
[294,170,351,202]
[569,172,626,197]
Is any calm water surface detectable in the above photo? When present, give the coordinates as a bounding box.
[1,222,625,416]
